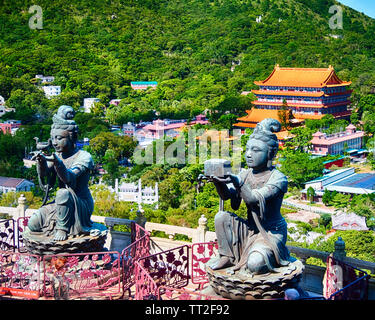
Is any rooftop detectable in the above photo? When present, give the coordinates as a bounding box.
[130,81,158,85]
[235,108,292,124]
[330,173,375,190]
[0,176,28,188]
[254,65,351,88]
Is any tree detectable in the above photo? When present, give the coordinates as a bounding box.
[158,168,183,210]
[357,94,375,119]
[89,131,137,163]
[306,186,316,203]
[74,112,110,140]
[277,99,291,130]
[318,214,331,229]
[322,189,332,206]
[330,192,351,209]
[362,110,375,134]
[279,150,324,188]
[286,126,313,151]
[102,149,121,187]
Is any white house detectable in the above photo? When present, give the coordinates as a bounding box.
[0,105,6,117]
[83,98,100,113]
[42,86,61,99]
[110,179,158,207]
[0,96,7,117]
[122,122,136,137]
[0,177,35,194]
[35,74,55,84]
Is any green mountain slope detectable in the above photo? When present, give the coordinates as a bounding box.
[0,0,374,123]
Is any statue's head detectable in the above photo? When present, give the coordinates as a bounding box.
[51,105,78,154]
[245,118,281,171]
[57,105,75,120]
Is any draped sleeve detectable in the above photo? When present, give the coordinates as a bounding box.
[254,169,288,202]
[69,150,94,174]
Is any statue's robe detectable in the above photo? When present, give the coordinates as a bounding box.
[29,149,94,237]
[214,167,291,271]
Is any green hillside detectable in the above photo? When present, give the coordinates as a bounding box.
[0,0,375,123]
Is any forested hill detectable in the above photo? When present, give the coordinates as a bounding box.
[0,0,374,124]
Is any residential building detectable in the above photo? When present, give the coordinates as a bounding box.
[135,119,186,147]
[189,114,210,126]
[234,65,352,130]
[42,85,61,99]
[0,120,21,135]
[0,105,5,117]
[0,176,35,194]
[122,122,136,137]
[0,96,15,117]
[130,81,158,90]
[35,74,55,84]
[109,99,122,106]
[83,98,100,113]
[310,124,365,156]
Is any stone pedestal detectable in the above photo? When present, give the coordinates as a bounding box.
[205,259,304,300]
[22,222,108,256]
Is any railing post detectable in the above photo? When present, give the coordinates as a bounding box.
[135,209,146,229]
[17,194,28,219]
[333,236,346,261]
[194,214,208,243]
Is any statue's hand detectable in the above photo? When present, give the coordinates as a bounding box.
[44,152,60,164]
[34,151,45,162]
[227,174,242,190]
[207,175,231,184]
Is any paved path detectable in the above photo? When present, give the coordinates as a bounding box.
[283,198,336,215]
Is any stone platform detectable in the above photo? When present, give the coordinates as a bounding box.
[205,259,304,300]
[22,222,108,256]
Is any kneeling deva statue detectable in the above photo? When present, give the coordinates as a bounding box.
[203,118,304,300]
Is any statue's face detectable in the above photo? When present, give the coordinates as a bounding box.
[51,128,74,154]
[245,138,269,170]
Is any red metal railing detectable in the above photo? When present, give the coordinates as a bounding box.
[324,255,370,301]
[137,244,190,294]
[122,222,151,295]
[0,219,16,252]
[0,250,41,299]
[42,251,122,300]
[190,241,218,287]
[134,260,158,300]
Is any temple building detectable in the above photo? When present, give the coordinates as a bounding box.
[234,65,352,131]
[310,124,366,157]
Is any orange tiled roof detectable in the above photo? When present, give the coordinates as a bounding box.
[237,110,252,121]
[233,122,257,128]
[254,65,351,88]
[235,108,292,124]
[276,130,295,141]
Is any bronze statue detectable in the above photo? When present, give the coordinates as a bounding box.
[27,105,95,242]
[206,118,291,275]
